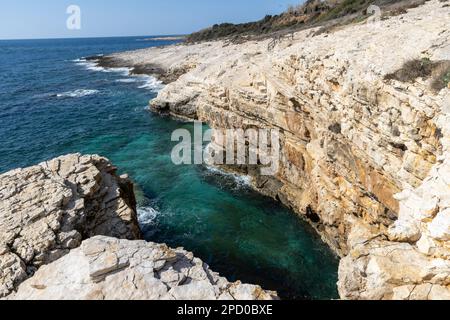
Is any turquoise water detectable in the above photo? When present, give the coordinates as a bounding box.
[0,37,339,299]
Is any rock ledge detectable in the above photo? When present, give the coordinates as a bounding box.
[8,236,278,300]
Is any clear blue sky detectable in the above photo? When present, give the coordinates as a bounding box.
[0,0,302,40]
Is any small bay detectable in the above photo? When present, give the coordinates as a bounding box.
[0,37,339,299]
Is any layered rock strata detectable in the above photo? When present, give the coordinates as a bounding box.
[99,1,450,299]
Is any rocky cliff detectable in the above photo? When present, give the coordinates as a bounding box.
[0,154,140,297]
[8,236,277,300]
[0,154,278,300]
[97,1,450,299]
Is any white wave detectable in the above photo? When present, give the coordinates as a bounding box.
[137,206,160,225]
[108,67,132,76]
[116,78,139,83]
[73,57,163,91]
[204,165,253,189]
[134,106,148,112]
[74,59,105,72]
[115,75,163,92]
[137,75,164,91]
[74,58,131,75]
[72,55,103,62]
[56,89,99,98]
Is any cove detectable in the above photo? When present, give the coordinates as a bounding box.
[0,37,339,300]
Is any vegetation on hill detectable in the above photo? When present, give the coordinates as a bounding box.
[385,58,450,91]
[186,0,428,43]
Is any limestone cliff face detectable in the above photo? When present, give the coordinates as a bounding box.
[104,1,450,299]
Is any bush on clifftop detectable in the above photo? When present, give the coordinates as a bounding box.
[186,0,428,43]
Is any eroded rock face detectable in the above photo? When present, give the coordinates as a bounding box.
[0,154,141,297]
[7,236,279,300]
[338,106,450,300]
[99,1,450,299]
[130,1,449,256]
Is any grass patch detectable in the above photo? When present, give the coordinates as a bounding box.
[385,58,434,82]
[385,58,450,92]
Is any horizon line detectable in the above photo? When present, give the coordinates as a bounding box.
[0,33,188,42]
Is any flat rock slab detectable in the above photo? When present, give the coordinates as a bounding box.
[7,236,279,300]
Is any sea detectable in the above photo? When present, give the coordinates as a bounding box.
[0,36,338,299]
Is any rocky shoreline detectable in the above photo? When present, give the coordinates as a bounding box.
[89,1,450,299]
[0,154,278,300]
[86,54,190,85]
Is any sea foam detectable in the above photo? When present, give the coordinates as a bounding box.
[137,75,164,91]
[74,58,163,92]
[116,74,163,91]
[116,78,139,83]
[204,165,252,189]
[137,206,160,225]
[56,89,99,98]
[74,58,131,75]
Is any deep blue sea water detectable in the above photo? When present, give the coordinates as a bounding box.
[0,36,338,300]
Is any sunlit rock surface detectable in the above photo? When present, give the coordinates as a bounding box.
[101,1,450,299]
[0,154,140,297]
[8,236,278,300]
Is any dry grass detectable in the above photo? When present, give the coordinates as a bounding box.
[385,58,450,92]
[385,58,434,82]
[381,0,427,17]
[187,0,370,42]
[310,0,427,38]
[186,0,431,43]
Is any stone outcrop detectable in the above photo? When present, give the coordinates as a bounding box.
[8,236,278,300]
[0,154,141,297]
[1,154,278,300]
[100,1,450,299]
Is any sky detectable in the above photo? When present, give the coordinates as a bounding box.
[0,0,302,40]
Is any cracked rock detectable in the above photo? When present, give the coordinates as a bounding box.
[0,154,141,297]
[6,236,278,300]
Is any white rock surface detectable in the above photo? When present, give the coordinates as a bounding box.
[7,236,278,300]
[0,154,141,297]
[429,209,450,241]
